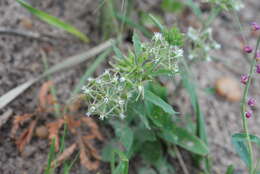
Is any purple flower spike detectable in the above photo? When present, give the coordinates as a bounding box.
[245,110,253,118]
[256,64,260,74]
[251,22,260,31]
[240,74,249,85]
[248,97,256,107]
[244,46,253,53]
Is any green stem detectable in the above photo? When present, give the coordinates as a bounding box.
[240,36,260,173]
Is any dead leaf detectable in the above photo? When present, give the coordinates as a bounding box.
[16,120,37,152]
[78,136,99,171]
[0,109,13,129]
[82,136,101,160]
[215,77,242,102]
[38,81,53,111]
[81,117,103,141]
[64,115,81,134]
[11,114,34,138]
[47,119,64,152]
[51,143,77,168]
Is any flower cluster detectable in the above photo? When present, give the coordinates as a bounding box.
[187,27,221,61]
[143,32,183,73]
[82,31,184,119]
[82,70,131,120]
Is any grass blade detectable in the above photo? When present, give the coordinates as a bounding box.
[16,0,89,42]
[0,39,114,110]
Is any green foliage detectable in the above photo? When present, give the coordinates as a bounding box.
[163,27,184,46]
[225,165,235,174]
[161,0,184,13]
[16,0,89,42]
[232,134,251,167]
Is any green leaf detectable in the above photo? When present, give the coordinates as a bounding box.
[148,106,173,129]
[231,134,251,167]
[16,0,89,42]
[133,32,142,60]
[134,128,156,143]
[113,44,124,59]
[232,133,260,147]
[225,165,234,174]
[161,0,184,13]
[112,149,129,174]
[145,90,177,115]
[102,141,117,162]
[113,122,134,153]
[133,107,151,130]
[160,124,209,156]
[141,141,162,164]
[148,14,165,32]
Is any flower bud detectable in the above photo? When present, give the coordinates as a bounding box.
[245,110,253,118]
[248,97,256,107]
[251,22,260,31]
[256,64,260,74]
[240,74,249,85]
[244,46,253,53]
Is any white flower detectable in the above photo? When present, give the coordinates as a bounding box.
[104,97,109,103]
[119,113,126,119]
[85,112,91,116]
[96,79,102,84]
[118,99,124,105]
[100,114,105,120]
[88,77,94,82]
[89,106,96,112]
[153,32,163,41]
[119,77,126,82]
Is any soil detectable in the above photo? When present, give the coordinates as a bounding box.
[1,0,260,174]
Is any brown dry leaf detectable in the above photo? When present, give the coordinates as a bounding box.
[78,136,99,171]
[83,135,101,160]
[51,143,77,168]
[81,117,103,141]
[16,120,37,152]
[68,96,83,112]
[38,81,53,111]
[11,114,34,138]
[47,119,64,152]
[215,77,242,102]
[64,115,81,134]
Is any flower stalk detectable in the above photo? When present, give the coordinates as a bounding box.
[240,36,260,173]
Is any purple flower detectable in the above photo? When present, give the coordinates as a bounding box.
[251,22,260,31]
[248,97,256,107]
[244,46,253,53]
[256,52,260,61]
[245,110,253,118]
[240,74,249,84]
[256,64,260,74]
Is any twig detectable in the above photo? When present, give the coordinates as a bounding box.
[174,146,190,174]
[0,27,62,42]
